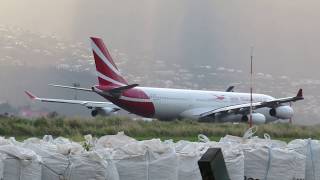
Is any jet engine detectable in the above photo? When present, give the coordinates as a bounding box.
[242,113,266,124]
[91,107,116,117]
[269,106,294,119]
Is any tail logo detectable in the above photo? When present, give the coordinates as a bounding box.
[90,37,128,86]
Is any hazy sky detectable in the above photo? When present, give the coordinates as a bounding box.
[1,0,320,78]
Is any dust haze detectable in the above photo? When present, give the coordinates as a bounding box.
[0,0,319,123]
[1,0,319,77]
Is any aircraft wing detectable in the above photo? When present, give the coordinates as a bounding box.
[24,91,119,109]
[199,89,304,118]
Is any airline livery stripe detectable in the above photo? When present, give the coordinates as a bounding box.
[119,96,151,103]
[97,72,126,86]
[91,39,122,76]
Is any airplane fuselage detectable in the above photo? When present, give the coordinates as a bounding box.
[98,86,278,123]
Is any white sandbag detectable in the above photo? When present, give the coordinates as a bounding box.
[23,142,70,180]
[175,140,208,155]
[177,154,201,180]
[246,134,287,149]
[23,137,42,144]
[219,127,258,145]
[288,139,320,180]
[43,135,54,143]
[244,146,305,180]
[175,141,206,180]
[0,137,11,146]
[0,145,40,162]
[53,137,84,155]
[223,148,244,180]
[114,151,147,180]
[56,143,83,155]
[0,153,5,179]
[67,151,119,180]
[97,132,137,149]
[53,137,71,144]
[95,149,120,180]
[0,145,42,180]
[220,135,245,145]
[219,127,286,150]
[148,149,178,180]
[220,134,287,150]
[8,137,23,146]
[112,140,178,180]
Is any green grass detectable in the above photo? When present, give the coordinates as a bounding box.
[0,116,319,142]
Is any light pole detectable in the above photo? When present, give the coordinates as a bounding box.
[249,46,254,127]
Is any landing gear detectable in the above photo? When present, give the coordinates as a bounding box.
[91,109,98,117]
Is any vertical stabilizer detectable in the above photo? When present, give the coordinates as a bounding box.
[90,37,128,86]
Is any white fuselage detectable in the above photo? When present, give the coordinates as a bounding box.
[137,87,278,122]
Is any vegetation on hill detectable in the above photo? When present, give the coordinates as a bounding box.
[0,116,319,142]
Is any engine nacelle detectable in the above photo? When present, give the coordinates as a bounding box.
[242,113,266,124]
[269,106,294,119]
[91,107,115,117]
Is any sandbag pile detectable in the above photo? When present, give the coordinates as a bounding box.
[0,145,42,180]
[243,146,305,180]
[0,130,318,180]
[217,133,308,180]
[288,139,320,180]
[25,136,119,180]
[97,133,178,180]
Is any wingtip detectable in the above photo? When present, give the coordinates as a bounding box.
[297,88,303,98]
[24,91,36,100]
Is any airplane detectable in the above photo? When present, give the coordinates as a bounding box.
[38,37,304,124]
[24,91,121,117]
[25,86,235,118]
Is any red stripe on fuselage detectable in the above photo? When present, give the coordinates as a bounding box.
[100,88,155,117]
[107,98,155,118]
[121,88,149,99]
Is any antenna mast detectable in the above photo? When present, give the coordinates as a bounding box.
[249,46,254,127]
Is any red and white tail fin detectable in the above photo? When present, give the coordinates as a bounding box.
[90,37,128,87]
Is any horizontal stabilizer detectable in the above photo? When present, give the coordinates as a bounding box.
[48,84,92,92]
[109,84,139,97]
[226,86,235,92]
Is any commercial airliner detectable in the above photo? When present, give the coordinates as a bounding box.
[30,37,304,124]
[25,86,235,117]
